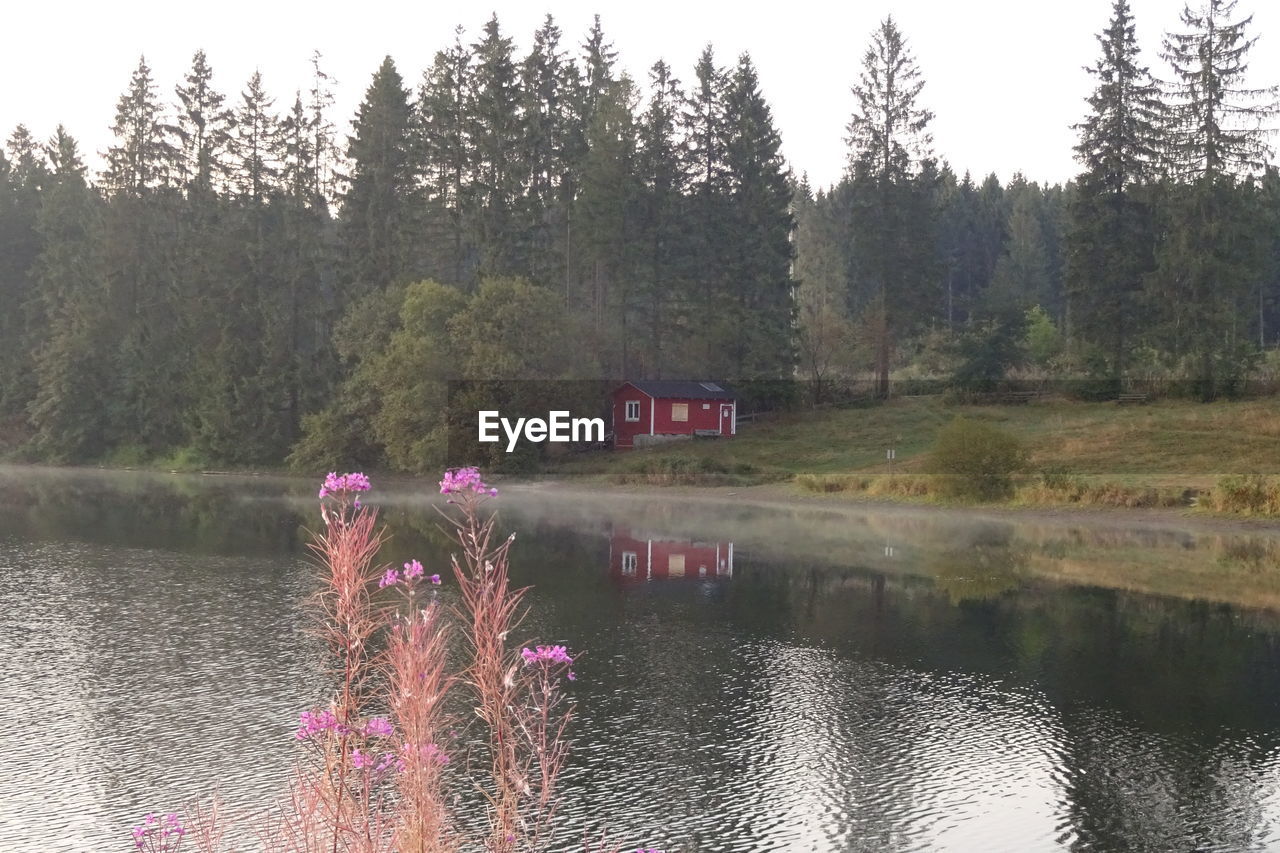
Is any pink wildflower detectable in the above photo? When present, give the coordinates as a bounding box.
[318,471,372,499]
[403,559,424,580]
[439,467,496,496]
[130,812,185,850]
[520,644,574,666]
[379,568,400,588]
[295,709,339,740]
[429,573,441,585]
[364,716,394,737]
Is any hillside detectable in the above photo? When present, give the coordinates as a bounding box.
[553,396,1280,500]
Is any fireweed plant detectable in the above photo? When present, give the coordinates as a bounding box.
[130,469,662,853]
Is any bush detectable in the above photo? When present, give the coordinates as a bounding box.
[1206,474,1280,516]
[927,418,1028,501]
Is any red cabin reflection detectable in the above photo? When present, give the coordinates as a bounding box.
[608,528,734,582]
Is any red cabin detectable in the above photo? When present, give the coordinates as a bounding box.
[608,528,735,582]
[611,381,736,449]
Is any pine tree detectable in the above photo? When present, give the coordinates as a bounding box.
[1067,0,1164,384]
[1160,0,1277,180]
[579,15,618,131]
[28,128,111,460]
[104,56,179,195]
[720,53,795,378]
[230,71,281,203]
[308,51,340,207]
[341,55,416,297]
[574,75,639,374]
[1153,0,1278,397]
[418,27,474,285]
[468,15,522,276]
[173,50,232,194]
[280,92,316,202]
[634,59,688,376]
[519,14,578,286]
[0,126,47,413]
[681,45,730,366]
[846,16,940,397]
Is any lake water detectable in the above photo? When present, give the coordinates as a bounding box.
[3,466,1280,851]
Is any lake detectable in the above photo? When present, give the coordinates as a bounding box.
[3,466,1280,851]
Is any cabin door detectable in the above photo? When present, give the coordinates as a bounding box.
[720,404,734,435]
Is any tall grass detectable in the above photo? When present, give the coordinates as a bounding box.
[1204,474,1280,515]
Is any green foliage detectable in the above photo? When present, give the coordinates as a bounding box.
[951,310,1027,392]
[927,418,1029,500]
[6,12,1280,470]
[1024,305,1063,368]
[612,454,775,487]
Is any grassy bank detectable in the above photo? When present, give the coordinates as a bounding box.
[552,396,1280,514]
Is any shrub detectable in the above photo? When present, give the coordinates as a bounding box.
[927,418,1028,501]
[1206,474,1280,516]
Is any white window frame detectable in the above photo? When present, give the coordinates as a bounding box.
[621,552,638,575]
[624,400,640,422]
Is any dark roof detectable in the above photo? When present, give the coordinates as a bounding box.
[620,380,735,400]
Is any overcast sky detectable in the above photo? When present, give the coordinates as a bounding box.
[4,0,1278,189]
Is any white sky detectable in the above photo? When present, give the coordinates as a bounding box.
[3,0,1277,190]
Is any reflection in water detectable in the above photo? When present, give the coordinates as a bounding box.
[4,466,1280,851]
[608,528,734,583]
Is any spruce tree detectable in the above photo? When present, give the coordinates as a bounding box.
[417,27,474,285]
[173,50,232,194]
[721,53,795,378]
[280,92,315,202]
[468,15,522,276]
[634,59,689,376]
[230,71,281,203]
[681,45,730,367]
[28,128,111,460]
[1067,0,1164,384]
[0,127,47,414]
[308,51,340,207]
[104,56,179,195]
[574,75,639,374]
[519,14,578,286]
[1154,0,1278,397]
[341,55,416,297]
[846,16,940,397]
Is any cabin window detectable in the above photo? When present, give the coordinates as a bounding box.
[668,553,685,576]
[624,400,640,421]
[621,552,638,575]
[703,403,710,409]
[671,403,688,422]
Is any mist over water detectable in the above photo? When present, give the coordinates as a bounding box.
[3,466,1280,851]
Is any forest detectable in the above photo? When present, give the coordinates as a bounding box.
[0,0,1277,472]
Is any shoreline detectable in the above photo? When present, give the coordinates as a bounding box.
[3,459,1277,537]
[515,476,1280,537]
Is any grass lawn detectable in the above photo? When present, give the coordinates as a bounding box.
[553,395,1280,494]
